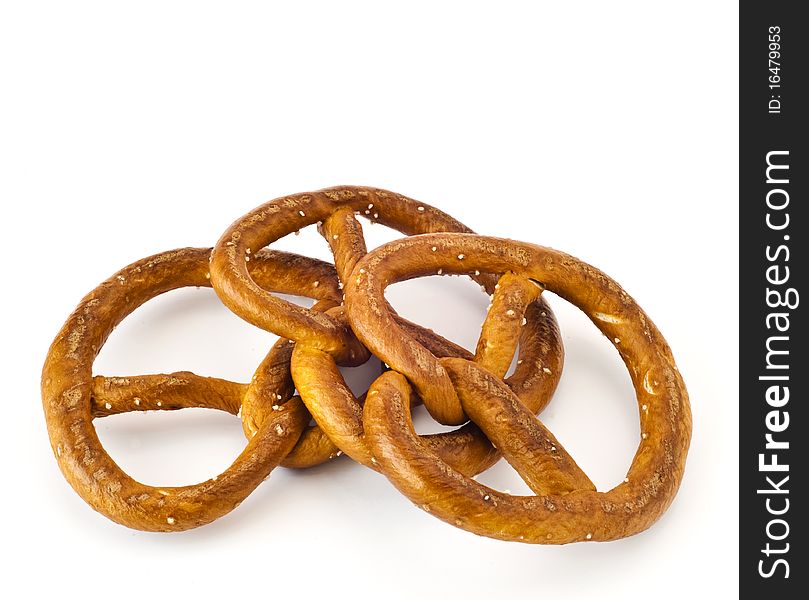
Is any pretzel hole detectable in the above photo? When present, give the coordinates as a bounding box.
[504,342,520,378]
[273,292,317,309]
[262,223,335,264]
[340,355,384,398]
[472,457,535,495]
[527,277,546,291]
[95,408,245,486]
[535,291,639,491]
[385,275,491,354]
[94,287,277,382]
[410,404,463,435]
[353,218,405,249]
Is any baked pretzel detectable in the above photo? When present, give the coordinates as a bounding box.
[42,244,540,533]
[209,186,565,475]
[43,188,567,531]
[345,233,692,544]
[210,186,549,385]
[43,187,688,543]
[41,247,353,531]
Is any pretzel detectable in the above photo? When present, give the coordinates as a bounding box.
[210,186,523,378]
[290,274,562,475]
[41,247,354,531]
[209,186,565,475]
[345,233,692,543]
[41,244,531,533]
[43,186,688,543]
[43,188,567,531]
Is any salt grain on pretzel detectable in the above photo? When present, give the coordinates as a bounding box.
[347,233,691,544]
[42,248,340,531]
[42,187,688,544]
[209,186,565,476]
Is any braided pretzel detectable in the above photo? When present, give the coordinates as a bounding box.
[290,273,563,476]
[41,247,353,531]
[42,243,528,533]
[43,188,567,531]
[345,234,692,544]
[209,187,565,476]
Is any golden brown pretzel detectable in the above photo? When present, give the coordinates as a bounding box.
[44,243,544,533]
[290,273,562,476]
[345,233,692,544]
[209,186,565,475]
[68,243,504,475]
[41,247,352,531]
[43,189,568,532]
[209,187,486,363]
[210,186,555,423]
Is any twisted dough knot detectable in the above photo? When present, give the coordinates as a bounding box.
[43,188,565,531]
[42,186,691,542]
[345,233,691,544]
[42,248,338,531]
[208,187,564,477]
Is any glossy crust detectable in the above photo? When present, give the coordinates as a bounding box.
[44,242,539,532]
[290,273,563,476]
[82,250,349,470]
[209,186,565,475]
[346,233,692,544]
[41,247,334,531]
[210,186,554,421]
[44,184,677,544]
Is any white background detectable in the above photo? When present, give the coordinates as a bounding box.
[1,2,738,598]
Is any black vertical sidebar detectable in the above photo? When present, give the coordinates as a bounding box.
[740,2,806,598]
